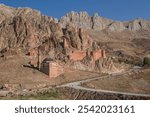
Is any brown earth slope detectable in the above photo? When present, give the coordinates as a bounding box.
[0,4,150,89]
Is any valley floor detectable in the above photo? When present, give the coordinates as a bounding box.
[0,55,150,100]
[82,69,150,95]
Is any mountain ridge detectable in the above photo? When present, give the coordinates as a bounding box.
[0,4,150,75]
[0,4,150,32]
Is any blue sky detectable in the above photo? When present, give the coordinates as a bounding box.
[0,0,150,21]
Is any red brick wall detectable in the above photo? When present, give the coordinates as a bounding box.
[91,50,102,61]
[49,61,64,78]
[48,50,106,78]
[68,50,106,61]
[68,50,86,61]
[90,50,106,60]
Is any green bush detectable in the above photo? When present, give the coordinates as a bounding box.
[143,56,150,65]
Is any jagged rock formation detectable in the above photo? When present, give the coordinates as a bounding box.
[1,4,150,76]
[60,11,112,30]
[61,11,93,29]
[63,23,93,51]
[0,5,59,51]
[60,11,150,31]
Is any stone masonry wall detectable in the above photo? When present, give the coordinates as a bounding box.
[29,47,107,78]
[68,50,87,61]
[49,61,64,78]
[68,49,106,61]
[90,50,106,60]
[90,50,102,61]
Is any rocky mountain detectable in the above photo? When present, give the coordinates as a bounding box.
[0,4,150,74]
[60,11,150,31]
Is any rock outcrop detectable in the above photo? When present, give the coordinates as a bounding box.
[0,4,16,23]
[60,11,93,29]
[63,23,93,51]
[3,4,150,76]
[60,11,150,32]
[60,11,112,30]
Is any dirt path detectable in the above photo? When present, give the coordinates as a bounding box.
[59,68,150,97]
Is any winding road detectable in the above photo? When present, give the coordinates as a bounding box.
[59,68,150,97]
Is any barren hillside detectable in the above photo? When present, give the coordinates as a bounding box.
[0,4,150,95]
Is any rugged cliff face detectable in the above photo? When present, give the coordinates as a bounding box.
[60,11,112,30]
[0,5,57,50]
[60,11,150,31]
[0,4,150,74]
[0,5,93,55]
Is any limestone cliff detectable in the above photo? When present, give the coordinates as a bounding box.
[60,11,150,31]
[1,4,150,74]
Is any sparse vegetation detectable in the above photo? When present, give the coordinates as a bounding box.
[1,89,62,100]
[20,90,60,100]
[0,4,150,100]
[82,69,150,94]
